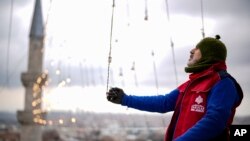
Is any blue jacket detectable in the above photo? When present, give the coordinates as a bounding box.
[121,73,242,141]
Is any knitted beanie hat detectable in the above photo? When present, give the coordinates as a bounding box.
[197,35,227,62]
[185,35,227,73]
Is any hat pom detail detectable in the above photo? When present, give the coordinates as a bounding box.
[215,35,221,40]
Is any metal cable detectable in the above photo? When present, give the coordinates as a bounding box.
[200,0,205,38]
[6,0,14,87]
[106,0,116,92]
[165,0,178,86]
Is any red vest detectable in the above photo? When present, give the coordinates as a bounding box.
[165,62,242,141]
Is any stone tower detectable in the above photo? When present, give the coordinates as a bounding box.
[17,0,47,141]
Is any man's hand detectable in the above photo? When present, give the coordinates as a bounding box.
[106,87,125,104]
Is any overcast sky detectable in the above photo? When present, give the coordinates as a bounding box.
[0,0,249,116]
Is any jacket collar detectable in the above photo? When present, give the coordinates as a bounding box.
[189,61,227,80]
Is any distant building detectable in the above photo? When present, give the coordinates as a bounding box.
[42,129,64,141]
[0,127,20,141]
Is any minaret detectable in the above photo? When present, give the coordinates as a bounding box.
[17,0,47,141]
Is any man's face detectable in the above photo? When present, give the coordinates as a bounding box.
[187,47,202,67]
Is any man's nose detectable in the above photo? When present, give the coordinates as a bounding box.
[190,48,195,54]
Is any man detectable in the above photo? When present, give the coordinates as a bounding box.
[106,35,243,141]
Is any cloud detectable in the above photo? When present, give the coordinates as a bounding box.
[204,0,250,18]
[0,0,249,116]
[0,0,33,87]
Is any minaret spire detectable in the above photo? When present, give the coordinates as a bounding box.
[17,0,47,141]
[30,0,44,39]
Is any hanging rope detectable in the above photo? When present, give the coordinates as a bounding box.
[151,50,159,94]
[106,0,116,92]
[5,0,14,87]
[200,0,205,38]
[119,67,125,87]
[144,0,148,21]
[131,61,138,87]
[126,0,130,26]
[44,0,53,43]
[165,0,178,86]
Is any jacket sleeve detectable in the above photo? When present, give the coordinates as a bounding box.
[121,89,179,113]
[175,78,240,141]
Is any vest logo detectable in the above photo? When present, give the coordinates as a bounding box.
[195,95,203,104]
[191,95,205,113]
